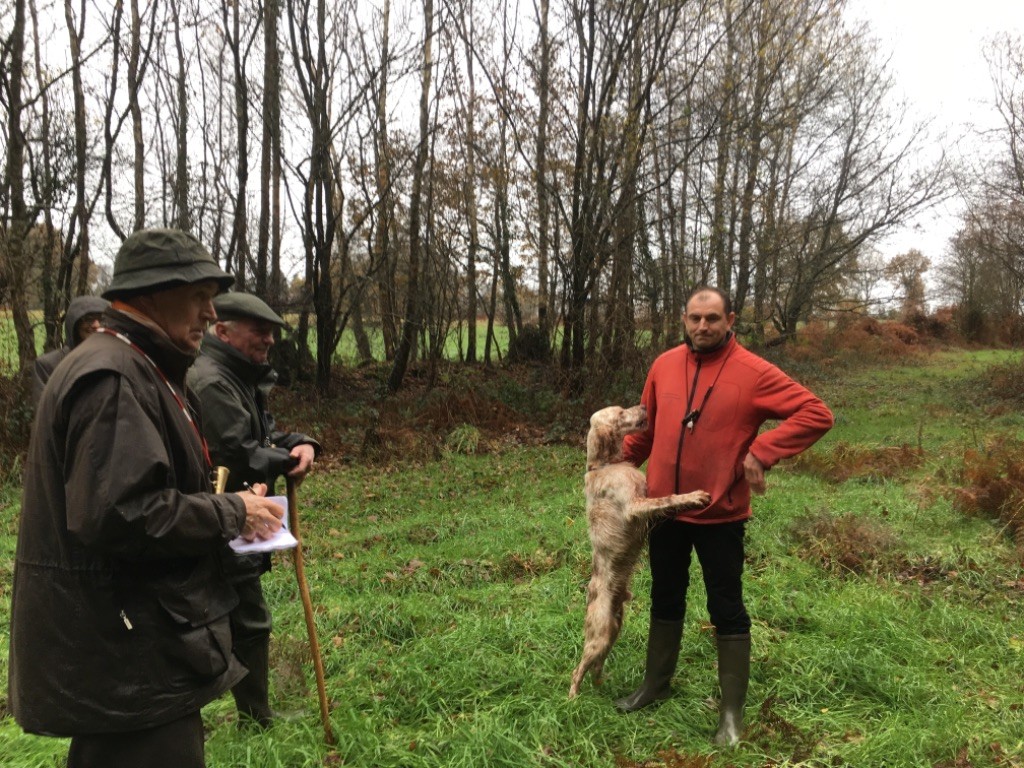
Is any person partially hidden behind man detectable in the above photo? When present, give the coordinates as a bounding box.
[188,291,321,727]
[8,228,286,768]
[616,285,834,747]
[31,295,109,405]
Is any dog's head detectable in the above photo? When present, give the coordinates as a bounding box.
[587,405,647,468]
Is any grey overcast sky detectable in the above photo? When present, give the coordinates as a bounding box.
[845,0,1023,262]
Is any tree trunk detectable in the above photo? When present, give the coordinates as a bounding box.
[257,0,280,296]
[387,0,433,392]
[460,3,480,363]
[534,0,552,336]
[2,0,36,369]
[224,0,250,286]
[172,8,191,231]
[374,0,398,360]
[128,0,145,230]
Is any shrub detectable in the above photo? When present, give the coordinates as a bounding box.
[0,373,33,482]
[947,434,1024,554]
[974,358,1024,405]
[792,441,924,484]
[905,308,956,343]
[788,510,902,576]
[506,324,551,363]
[443,424,481,455]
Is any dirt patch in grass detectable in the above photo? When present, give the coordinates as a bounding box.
[745,695,820,763]
[613,752,716,768]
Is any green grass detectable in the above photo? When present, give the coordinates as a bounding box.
[0,309,517,373]
[2,350,1024,766]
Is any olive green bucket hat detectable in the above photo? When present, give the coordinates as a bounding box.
[103,228,234,300]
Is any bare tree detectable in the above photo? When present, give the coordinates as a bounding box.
[756,17,949,338]
[557,0,686,373]
[256,0,282,299]
[127,0,157,230]
[221,0,258,286]
[387,0,435,391]
[0,0,38,368]
[170,3,190,230]
[533,0,552,337]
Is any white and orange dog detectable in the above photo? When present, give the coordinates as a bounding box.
[568,405,710,698]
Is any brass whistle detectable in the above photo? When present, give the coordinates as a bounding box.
[212,466,230,494]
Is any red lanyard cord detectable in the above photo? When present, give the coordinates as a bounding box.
[96,327,212,468]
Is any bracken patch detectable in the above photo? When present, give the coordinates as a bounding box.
[789,510,902,576]
[792,441,924,484]
[947,435,1024,557]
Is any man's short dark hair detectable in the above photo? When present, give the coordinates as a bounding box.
[686,285,733,315]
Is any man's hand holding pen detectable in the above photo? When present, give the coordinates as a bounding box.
[237,482,285,541]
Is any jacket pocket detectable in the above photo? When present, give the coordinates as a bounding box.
[164,615,232,679]
[145,560,238,681]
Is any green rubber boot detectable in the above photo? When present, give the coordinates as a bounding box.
[713,633,750,746]
[615,619,683,712]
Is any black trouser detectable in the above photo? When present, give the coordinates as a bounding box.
[67,710,205,768]
[228,567,274,720]
[229,568,273,649]
[648,519,751,635]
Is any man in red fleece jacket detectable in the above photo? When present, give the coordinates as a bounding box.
[616,286,833,747]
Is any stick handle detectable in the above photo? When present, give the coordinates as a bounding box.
[288,478,336,746]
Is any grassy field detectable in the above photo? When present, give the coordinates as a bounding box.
[1,348,1023,766]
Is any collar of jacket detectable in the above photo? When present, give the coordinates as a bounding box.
[683,331,736,359]
[102,307,197,386]
[199,333,277,387]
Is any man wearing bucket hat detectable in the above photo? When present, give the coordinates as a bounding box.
[188,291,321,727]
[31,294,110,405]
[8,228,285,767]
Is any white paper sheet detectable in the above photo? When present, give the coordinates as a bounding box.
[229,495,299,554]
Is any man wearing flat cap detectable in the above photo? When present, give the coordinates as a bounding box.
[189,291,321,727]
[8,228,285,768]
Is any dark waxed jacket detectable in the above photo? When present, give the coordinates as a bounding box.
[9,307,249,736]
[31,295,110,406]
[187,334,321,494]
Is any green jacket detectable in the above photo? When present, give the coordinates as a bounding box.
[188,335,321,494]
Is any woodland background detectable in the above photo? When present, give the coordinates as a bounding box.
[3,3,1024,764]
[2,0,1022,397]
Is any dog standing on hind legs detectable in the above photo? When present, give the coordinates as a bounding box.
[568,405,710,699]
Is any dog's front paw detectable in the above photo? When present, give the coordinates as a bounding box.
[674,490,711,509]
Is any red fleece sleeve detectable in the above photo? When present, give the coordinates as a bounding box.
[748,365,834,468]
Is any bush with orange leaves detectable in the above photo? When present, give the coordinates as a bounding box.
[947,435,1024,554]
[778,317,926,369]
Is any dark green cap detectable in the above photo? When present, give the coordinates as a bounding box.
[103,228,234,300]
[213,292,286,327]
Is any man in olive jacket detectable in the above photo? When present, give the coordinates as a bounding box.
[9,229,285,768]
[188,291,320,726]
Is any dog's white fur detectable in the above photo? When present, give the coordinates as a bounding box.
[568,404,710,698]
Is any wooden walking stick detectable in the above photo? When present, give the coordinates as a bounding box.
[287,477,336,746]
